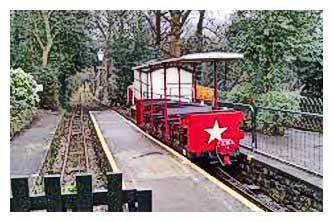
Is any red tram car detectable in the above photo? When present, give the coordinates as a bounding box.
[129,52,245,165]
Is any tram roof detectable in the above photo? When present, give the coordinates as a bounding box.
[132,52,244,70]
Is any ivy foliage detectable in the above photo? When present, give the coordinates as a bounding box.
[225,11,322,97]
[221,11,322,134]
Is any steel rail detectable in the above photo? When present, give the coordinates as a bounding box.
[115,107,289,211]
[60,107,77,185]
[214,166,276,212]
[81,105,90,172]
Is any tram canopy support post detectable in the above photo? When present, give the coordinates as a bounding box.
[139,68,144,126]
[150,66,154,129]
[192,64,197,103]
[224,61,228,91]
[177,65,181,104]
[163,63,169,141]
[139,69,143,99]
[213,61,218,110]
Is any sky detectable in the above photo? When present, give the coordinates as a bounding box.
[184,10,235,38]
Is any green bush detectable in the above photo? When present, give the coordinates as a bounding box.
[224,83,254,104]
[10,68,41,138]
[220,83,254,131]
[221,84,302,135]
[256,90,301,135]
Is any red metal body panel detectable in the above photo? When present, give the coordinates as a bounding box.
[181,111,244,155]
[135,99,144,125]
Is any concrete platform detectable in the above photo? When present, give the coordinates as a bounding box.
[92,110,254,212]
[10,110,60,176]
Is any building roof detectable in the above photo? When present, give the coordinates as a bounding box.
[132,52,244,70]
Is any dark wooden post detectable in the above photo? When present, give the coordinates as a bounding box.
[44,175,63,212]
[11,176,30,211]
[76,174,93,212]
[137,190,152,212]
[126,189,137,212]
[107,173,122,212]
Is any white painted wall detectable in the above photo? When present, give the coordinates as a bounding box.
[133,67,192,102]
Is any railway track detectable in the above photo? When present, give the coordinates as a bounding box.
[200,163,288,212]
[60,105,90,189]
[113,106,292,212]
[30,89,112,198]
[72,93,307,212]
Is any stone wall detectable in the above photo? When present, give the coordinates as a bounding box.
[238,155,323,211]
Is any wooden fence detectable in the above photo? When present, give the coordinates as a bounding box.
[10,172,152,212]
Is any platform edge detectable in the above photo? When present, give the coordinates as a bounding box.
[114,110,264,212]
[89,111,120,174]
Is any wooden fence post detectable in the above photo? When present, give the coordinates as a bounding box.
[137,190,152,212]
[44,175,62,212]
[126,189,137,212]
[107,172,122,212]
[11,176,30,211]
[76,174,93,212]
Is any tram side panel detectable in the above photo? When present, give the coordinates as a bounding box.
[133,99,245,165]
[180,111,244,164]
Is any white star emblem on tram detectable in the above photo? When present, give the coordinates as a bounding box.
[204,120,228,144]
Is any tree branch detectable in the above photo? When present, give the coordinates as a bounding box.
[163,12,171,23]
[143,11,157,34]
[42,10,54,43]
[95,15,107,40]
[29,11,44,50]
[180,10,192,28]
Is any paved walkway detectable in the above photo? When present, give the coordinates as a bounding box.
[10,110,60,176]
[93,110,252,212]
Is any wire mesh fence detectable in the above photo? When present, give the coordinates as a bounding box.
[219,101,323,176]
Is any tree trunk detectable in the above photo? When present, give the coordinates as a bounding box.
[196,10,205,51]
[42,44,51,67]
[155,10,162,48]
[169,11,182,57]
[41,11,53,68]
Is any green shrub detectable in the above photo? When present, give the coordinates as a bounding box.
[220,84,302,135]
[220,83,254,131]
[256,90,301,135]
[10,68,41,138]
[223,83,254,104]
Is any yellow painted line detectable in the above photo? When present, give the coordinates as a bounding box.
[89,111,120,173]
[114,111,264,212]
[90,111,130,212]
